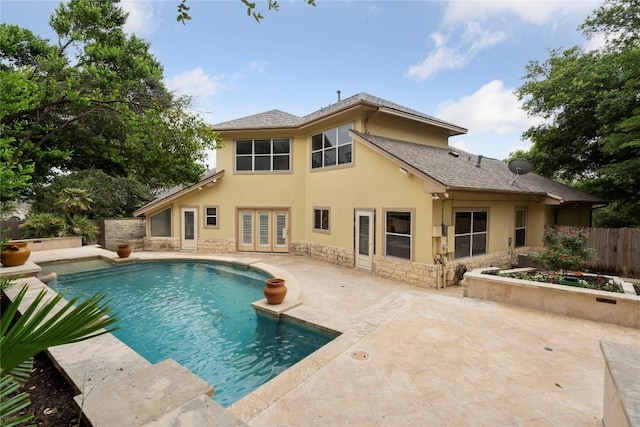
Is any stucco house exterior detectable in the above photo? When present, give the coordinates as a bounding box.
[133,93,604,288]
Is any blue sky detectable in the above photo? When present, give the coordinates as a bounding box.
[3,0,606,167]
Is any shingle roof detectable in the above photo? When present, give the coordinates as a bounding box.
[214,109,303,129]
[352,130,605,204]
[214,93,466,134]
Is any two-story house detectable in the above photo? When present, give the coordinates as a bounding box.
[134,93,604,288]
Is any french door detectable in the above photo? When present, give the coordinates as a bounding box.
[355,210,374,271]
[181,207,198,250]
[238,209,288,253]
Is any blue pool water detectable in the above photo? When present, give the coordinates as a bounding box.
[51,261,335,407]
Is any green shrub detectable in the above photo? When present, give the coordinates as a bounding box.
[20,213,65,238]
[532,227,595,271]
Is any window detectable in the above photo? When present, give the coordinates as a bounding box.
[311,123,353,169]
[235,138,290,172]
[515,209,526,247]
[313,208,330,232]
[454,211,488,258]
[204,206,219,228]
[150,208,171,237]
[385,211,412,260]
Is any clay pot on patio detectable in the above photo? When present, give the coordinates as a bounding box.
[116,243,132,259]
[264,278,287,305]
[1,242,31,267]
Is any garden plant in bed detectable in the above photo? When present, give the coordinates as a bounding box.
[499,227,623,294]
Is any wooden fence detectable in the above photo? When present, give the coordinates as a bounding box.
[0,220,22,241]
[561,227,640,278]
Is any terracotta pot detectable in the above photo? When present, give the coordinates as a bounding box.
[117,244,132,258]
[1,242,31,267]
[264,278,287,305]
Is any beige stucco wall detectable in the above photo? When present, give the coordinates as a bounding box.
[140,107,593,287]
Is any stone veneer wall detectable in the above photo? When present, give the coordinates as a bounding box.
[374,255,441,289]
[197,238,236,253]
[290,241,354,268]
[103,218,145,251]
[142,237,180,251]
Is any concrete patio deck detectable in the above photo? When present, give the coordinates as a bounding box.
[17,247,640,426]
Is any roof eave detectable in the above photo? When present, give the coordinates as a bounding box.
[133,170,225,217]
[377,107,468,135]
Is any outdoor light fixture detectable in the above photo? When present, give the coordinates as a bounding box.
[399,167,409,176]
[444,192,450,198]
[432,193,440,200]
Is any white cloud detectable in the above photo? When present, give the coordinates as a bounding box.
[436,80,541,135]
[249,59,269,74]
[443,0,601,26]
[165,68,225,122]
[121,1,158,37]
[406,23,507,80]
[165,67,224,98]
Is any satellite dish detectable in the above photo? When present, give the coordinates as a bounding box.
[508,158,533,186]
[508,158,533,175]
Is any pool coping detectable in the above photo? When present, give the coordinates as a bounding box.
[1,249,340,426]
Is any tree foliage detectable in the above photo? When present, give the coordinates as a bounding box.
[177,0,316,24]
[31,169,153,218]
[0,0,219,203]
[516,0,640,227]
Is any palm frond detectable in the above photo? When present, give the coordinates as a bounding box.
[0,374,33,427]
[1,285,118,374]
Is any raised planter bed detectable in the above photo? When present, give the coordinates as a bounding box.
[10,237,82,251]
[464,268,640,329]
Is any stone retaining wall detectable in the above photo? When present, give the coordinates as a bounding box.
[103,218,145,250]
[11,236,82,251]
[290,241,354,267]
[374,256,441,288]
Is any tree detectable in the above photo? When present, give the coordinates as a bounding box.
[0,0,219,202]
[31,169,153,218]
[516,0,640,227]
[177,0,316,24]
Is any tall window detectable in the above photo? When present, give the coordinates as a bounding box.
[313,208,329,232]
[515,209,526,247]
[205,206,218,228]
[150,208,171,237]
[235,138,290,172]
[311,123,353,169]
[385,211,412,260]
[454,211,488,258]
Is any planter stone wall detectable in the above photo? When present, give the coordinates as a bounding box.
[464,268,640,329]
[11,236,82,251]
[289,241,354,268]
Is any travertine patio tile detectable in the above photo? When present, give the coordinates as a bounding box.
[365,392,406,416]
[420,386,461,409]
[434,406,482,426]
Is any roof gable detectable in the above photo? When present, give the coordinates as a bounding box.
[214,93,466,135]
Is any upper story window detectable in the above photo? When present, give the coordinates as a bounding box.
[311,123,353,169]
[235,138,290,172]
[454,210,488,259]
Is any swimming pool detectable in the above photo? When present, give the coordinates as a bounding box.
[50,261,335,407]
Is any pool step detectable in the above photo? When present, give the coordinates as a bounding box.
[75,358,242,426]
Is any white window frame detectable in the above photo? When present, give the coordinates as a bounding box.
[235,138,291,172]
[384,210,413,260]
[311,123,353,170]
[454,210,488,259]
[313,207,330,233]
[204,205,219,229]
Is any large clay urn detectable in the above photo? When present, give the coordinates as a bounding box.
[264,278,287,305]
[1,242,31,267]
[117,243,132,258]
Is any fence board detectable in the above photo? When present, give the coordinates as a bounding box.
[560,226,640,278]
[0,220,23,240]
